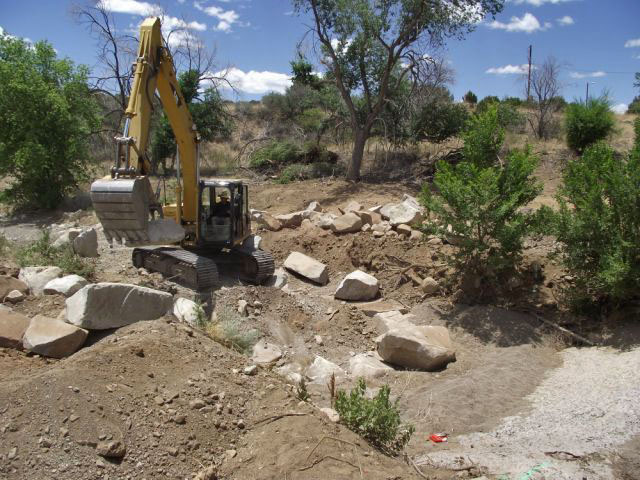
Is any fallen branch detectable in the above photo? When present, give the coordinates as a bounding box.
[298,455,361,474]
[525,310,597,346]
[404,454,429,479]
[252,412,307,427]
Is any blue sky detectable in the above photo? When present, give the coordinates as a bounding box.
[1,0,639,112]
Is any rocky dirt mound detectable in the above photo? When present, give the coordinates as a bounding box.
[0,317,420,480]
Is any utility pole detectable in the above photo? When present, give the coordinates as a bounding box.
[526,45,532,102]
[586,82,589,102]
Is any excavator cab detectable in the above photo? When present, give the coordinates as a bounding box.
[198,180,250,247]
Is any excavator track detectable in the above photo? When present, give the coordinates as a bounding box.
[131,246,275,290]
[132,247,219,290]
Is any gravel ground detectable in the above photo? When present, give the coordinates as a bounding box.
[416,346,640,479]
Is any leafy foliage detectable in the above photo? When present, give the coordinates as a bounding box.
[476,95,500,114]
[206,307,260,354]
[412,100,469,143]
[0,36,100,208]
[565,96,615,154]
[421,106,541,272]
[463,90,478,104]
[553,142,640,308]
[628,96,640,115]
[15,230,96,279]
[335,378,414,455]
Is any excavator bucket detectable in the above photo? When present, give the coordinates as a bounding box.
[90,177,157,245]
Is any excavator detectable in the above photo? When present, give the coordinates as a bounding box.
[90,17,274,290]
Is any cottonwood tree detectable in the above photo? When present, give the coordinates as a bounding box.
[525,56,563,139]
[293,0,504,180]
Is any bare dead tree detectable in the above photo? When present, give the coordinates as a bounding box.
[525,56,563,139]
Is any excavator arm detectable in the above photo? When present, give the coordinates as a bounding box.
[90,17,200,245]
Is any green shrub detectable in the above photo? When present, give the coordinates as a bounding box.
[553,142,640,308]
[206,307,260,354]
[502,96,523,107]
[422,106,541,272]
[411,101,469,143]
[462,105,505,168]
[634,116,640,151]
[565,97,616,154]
[463,90,477,105]
[628,96,640,115]
[476,95,500,114]
[15,230,95,279]
[496,102,526,133]
[334,378,414,455]
[249,141,301,170]
[277,163,307,184]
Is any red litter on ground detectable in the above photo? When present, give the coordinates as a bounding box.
[429,433,448,443]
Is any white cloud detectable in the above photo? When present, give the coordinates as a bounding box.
[212,67,291,94]
[194,1,239,32]
[162,16,206,32]
[166,29,199,47]
[487,13,550,33]
[486,64,529,75]
[177,0,185,3]
[99,0,162,16]
[569,71,606,79]
[612,103,628,114]
[625,38,640,48]
[557,15,574,26]
[509,0,574,5]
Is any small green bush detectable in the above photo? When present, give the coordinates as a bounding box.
[476,95,500,114]
[15,230,95,279]
[335,378,414,455]
[634,116,640,151]
[250,141,301,170]
[496,102,526,133]
[411,101,469,143]
[277,163,307,184]
[628,96,640,115]
[565,97,616,154]
[422,106,542,272]
[206,307,260,354]
[553,142,640,308]
[462,105,504,168]
[463,90,477,105]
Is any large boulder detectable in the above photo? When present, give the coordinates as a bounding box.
[43,275,89,297]
[66,283,173,330]
[308,211,337,230]
[353,210,381,226]
[349,352,393,379]
[355,300,409,317]
[22,315,87,358]
[19,266,62,296]
[251,210,282,231]
[283,252,329,285]
[251,340,282,365]
[376,324,455,371]
[0,275,28,301]
[0,310,31,349]
[173,297,201,327]
[342,201,363,213]
[380,198,423,227]
[305,355,345,384]
[373,311,417,334]
[276,211,304,228]
[72,228,99,257]
[335,270,379,301]
[330,213,362,234]
[52,228,82,248]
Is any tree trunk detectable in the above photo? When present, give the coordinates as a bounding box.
[347,129,367,181]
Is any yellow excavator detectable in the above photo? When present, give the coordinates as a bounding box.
[90,17,274,289]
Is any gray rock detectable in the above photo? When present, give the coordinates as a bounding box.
[320,407,340,423]
[23,315,87,358]
[421,276,439,295]
[353,210,381,226]
[251,210,282,231]
[306,201,323,212]
[396,224,412,236]
[66,283,173,330]
[371,222,392,233]
[380,198,423,227]
[343,201,363,213]
[19,266,62,296]
[96,440,126,458]
[308,211,337,229]
[306,355,345,384]
[266,268,288,289]
[330,212,363,234]
[335,270,379,301]
[72,228,99,257]
[243,365,258,376]
[373,311,417,334]
[0,310,31,349]
[349,353,393,379]
[5,290,25,303]
[284,252,329,285]
[43,275,88,297]
[237,299,249,316]
[410,229,424,241]
[173,297,201,327]
[355,300,409,317]
[0,275,28,301]
[276,211,304,228]
[275,363,304,385]
[376,324,455,371]
[52,228,82,248]
[251,340,282,365]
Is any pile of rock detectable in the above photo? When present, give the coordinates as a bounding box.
[253,196,427,242]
